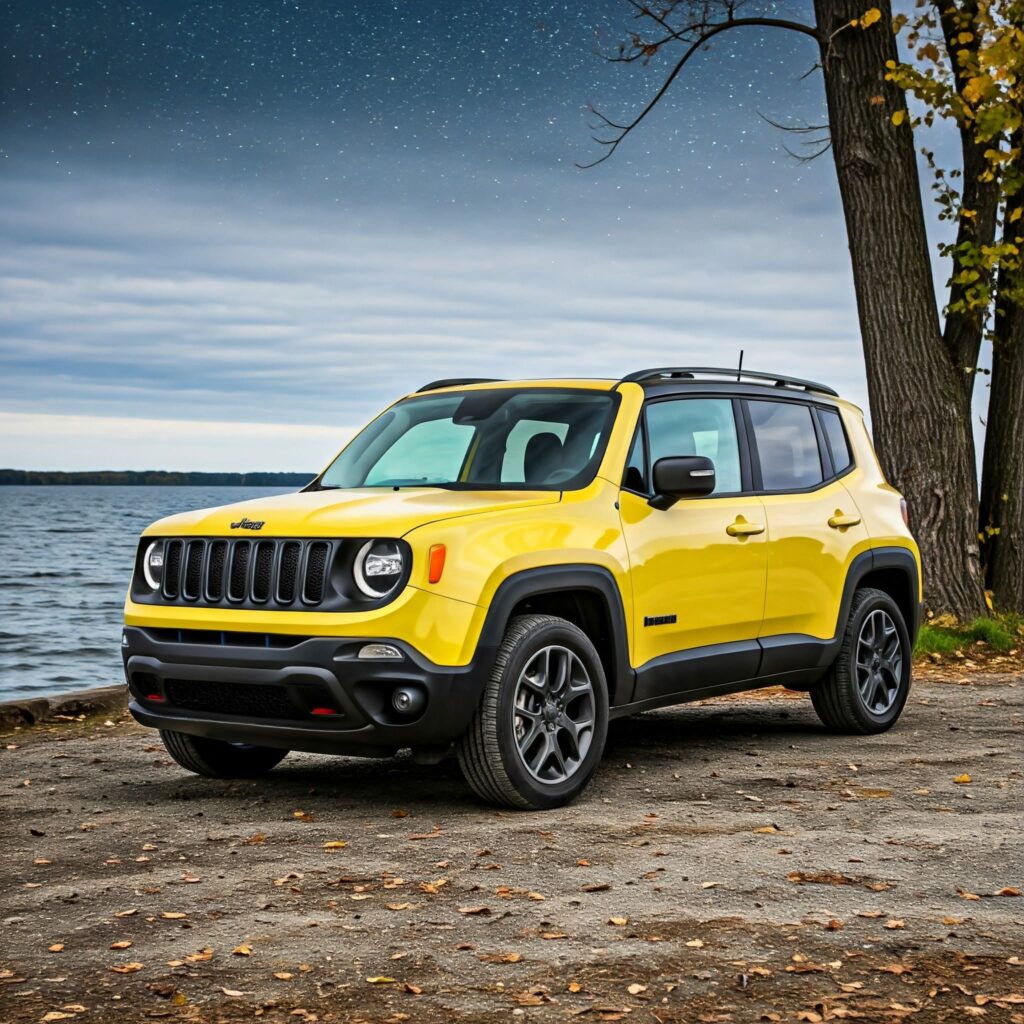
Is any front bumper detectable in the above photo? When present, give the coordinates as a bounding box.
[123,626,494,756]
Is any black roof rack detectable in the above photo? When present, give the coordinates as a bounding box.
[620,366,839,398]
[416,377,503,393]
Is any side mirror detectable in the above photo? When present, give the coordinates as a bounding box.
[649,456,716,509]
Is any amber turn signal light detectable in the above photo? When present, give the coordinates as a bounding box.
[428,544,446,584]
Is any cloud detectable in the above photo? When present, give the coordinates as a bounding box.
[0,164,868,470]
[0,412,352,473]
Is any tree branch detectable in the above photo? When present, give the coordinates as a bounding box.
[579,14,819,169]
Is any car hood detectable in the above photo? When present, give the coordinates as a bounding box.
[144,487,561,539]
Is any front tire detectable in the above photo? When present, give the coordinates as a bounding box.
[811,587,911,734]
[457,614,609,809]
[160,730,288,778]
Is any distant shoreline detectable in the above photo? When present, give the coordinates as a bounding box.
[0,470,314,486]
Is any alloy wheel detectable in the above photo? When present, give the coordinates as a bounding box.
[511,645,596,784]
[856,608,903,715]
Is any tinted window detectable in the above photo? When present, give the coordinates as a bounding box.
[622,427,646,492]
[819,407,852,474]
[365,419,474,486]
[748,400,823,491]
[645,398,742,495]
[319,389,616,490]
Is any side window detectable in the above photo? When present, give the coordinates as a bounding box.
[364,419,474,485]
[622,427,646,492]
[645,398,742,495]
[818,407,853,475]
[748,400,823,491]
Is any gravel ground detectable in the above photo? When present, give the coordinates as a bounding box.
[1,672,1022,1023]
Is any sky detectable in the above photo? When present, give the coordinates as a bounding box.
[0,1,962,472]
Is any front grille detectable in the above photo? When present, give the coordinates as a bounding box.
[158,538,336,608]
[164,678,300,720]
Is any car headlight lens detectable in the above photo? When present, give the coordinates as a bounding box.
[353,540,405,599]
[142,540,164,590]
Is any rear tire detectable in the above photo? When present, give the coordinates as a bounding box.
[457,614,609,810]
[160,730,288,778]
[811,587,911,734]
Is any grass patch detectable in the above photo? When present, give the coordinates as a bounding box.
[915,613,1023,657]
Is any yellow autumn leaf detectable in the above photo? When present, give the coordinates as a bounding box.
[953,773,972,784]
[891,110,906,126]
[323,840,348,850]
[859,8,882,28]
[232,944,253,956]
[366,976,396,984]
[608,916,628,926]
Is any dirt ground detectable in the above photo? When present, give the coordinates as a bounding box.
[1,670,1022,1024]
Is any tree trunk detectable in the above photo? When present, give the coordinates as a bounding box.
[979,147,1024,612]
[813,0,988,619]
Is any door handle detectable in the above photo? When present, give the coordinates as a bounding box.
[726,517,765,537]
[828,511,862,529]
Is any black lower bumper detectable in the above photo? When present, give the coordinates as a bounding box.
[122,626,494,756]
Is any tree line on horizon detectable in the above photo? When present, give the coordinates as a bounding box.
[0,470,315,487]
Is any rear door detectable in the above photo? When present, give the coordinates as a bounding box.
[618,396,768,701]
[743,398,869,651]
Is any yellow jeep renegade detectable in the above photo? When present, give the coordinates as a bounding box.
[124,368,921,809]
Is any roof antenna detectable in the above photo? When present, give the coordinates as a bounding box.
[737,349,744,381]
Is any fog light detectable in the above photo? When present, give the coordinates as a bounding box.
[391,686,426,716]
[358,643,403,660]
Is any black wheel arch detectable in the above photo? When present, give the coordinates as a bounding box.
[838,546,921,647]
[475,565,634,707]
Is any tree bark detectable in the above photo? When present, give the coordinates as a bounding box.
[813,0,988,619]
[979,141,1024,611]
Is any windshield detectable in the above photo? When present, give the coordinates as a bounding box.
[317,389,618,491]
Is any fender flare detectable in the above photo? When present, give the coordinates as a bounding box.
[836,546,921,646]
[474,564,634,706]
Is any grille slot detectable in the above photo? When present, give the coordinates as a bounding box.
[162,540,183,599]
[206,541,228,601]
[252,542,275,602]
[228,541,251,602]
[276,541,302,603]
[164,678,305,720]
[183,541,205,601]
[303,542,330,604]
[148,538,337,608]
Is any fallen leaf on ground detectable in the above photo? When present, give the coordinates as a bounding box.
[323,841,347,850]
[109,940,133,949]
[608,916,628,926]
[366,976,395,984]
[160,912,187,920]
[48,943,65,952]
[477,952,521,963]
[953,773,972,784]
[109,962,144,974]
[458,906,491,915]
[885,919,905,930]
[232,944,253,956]
[627,983,647,995]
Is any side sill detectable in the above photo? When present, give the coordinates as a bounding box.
[609,667,823,720]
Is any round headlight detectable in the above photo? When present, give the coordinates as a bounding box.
[353,540,405,599]
[142,540,164,590]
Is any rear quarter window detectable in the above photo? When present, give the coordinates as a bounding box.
[747,400,823,491]
[818,407,853,475]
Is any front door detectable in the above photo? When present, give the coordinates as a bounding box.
[619,396,768,702]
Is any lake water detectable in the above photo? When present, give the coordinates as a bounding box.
[0,486,293,701]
